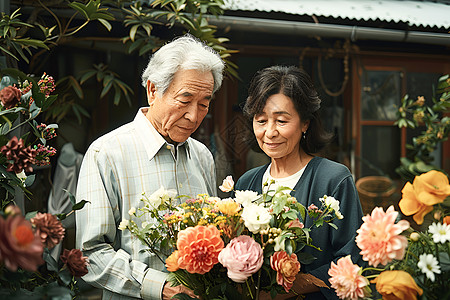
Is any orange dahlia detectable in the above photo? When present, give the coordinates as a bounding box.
[177,225,224,274]
[270,251,301,292]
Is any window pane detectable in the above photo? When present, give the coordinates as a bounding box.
[361,70,401,121]
[361,126,401,178]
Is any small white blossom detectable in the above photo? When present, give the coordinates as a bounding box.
[321,195,344,219]
[128,207,136,216]
[241,203,271,234]
[417,254,441,282]
[428,222,450,243]
[234,190,259,207]
[118,219,129,231]
[144,186,177,208]
[141,221,149,228]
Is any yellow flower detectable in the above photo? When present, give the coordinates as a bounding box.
[216,199,241,216]
[399,170,450,225]
[372,270,423,300]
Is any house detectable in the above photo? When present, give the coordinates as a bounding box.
[206,0,450,185]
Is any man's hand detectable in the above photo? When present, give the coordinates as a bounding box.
[162,282,198,300]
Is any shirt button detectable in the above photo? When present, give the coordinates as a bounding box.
[166,145,171,150]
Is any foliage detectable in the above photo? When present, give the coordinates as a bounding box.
[122,177,340,299]
[395,75,450,181]
[0,69,58,207]
[1,0,237,123]
[0,69,91,298]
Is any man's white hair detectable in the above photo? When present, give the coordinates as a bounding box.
[141,34,225,95]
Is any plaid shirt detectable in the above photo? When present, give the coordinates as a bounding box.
[75,108,216,299]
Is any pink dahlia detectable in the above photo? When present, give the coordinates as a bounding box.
[270,251,301,292]
[31,212,65,249]
[177,225,224,274]
[328,255,370,300]
[0,213,44,271]
[356,206,410,267]
[218,235,263,283]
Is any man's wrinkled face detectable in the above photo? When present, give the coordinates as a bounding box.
[146,69,214,143]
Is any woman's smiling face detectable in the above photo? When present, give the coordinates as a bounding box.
[253,93,309,160]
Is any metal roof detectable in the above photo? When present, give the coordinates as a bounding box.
[223,0,450,29]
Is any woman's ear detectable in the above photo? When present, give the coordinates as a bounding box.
[146,80,157,106]
[302,120,310,133]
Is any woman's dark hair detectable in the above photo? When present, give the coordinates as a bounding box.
[243,65,333,155]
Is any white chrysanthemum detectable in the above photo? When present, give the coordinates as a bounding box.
[234,190,260,207]
[118,219,129,231]
[144,186,177,208]
[241,203,271,234]
[417,253,441,282]
[428,222,450,244]
[321,195,344,219]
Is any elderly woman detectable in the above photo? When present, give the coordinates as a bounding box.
[235,66,364,300]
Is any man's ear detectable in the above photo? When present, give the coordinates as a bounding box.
[146,80,157,106]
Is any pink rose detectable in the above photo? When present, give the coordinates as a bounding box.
[219,175,234,193]
[218,235,263,283]
[0,86,21,109]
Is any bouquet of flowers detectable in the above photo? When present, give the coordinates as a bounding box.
[122,176,343,299]
[328,170,450,300]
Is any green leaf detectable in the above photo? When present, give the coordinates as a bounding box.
[72,199,90,211]
[98,18,112,31]
[24,174,35,187]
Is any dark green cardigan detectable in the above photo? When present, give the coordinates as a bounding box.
[235,157,365,300]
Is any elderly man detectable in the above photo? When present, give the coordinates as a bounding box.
[75,35,225,300]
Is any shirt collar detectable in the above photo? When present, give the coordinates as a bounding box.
[134,107,191,160]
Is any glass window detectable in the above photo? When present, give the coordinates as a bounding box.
[361,71,401,121]
[361,125,401,178]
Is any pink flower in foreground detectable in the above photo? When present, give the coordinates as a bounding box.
[219,175,234,193]
[218,235,263,282]
[177,225,224,274]
[356,206,409,267]
[31,212,65,249]
[0,213,44,271]
[60,248,88,277]
[328,255,370,300]
[270,251,301,292]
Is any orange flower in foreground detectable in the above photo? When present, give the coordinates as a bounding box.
[177,225,224,274]
[165,250,180,272]
[443,216,450,225]
[270,251,301,293]
[399,170,450,225]
[372,270,423,300]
